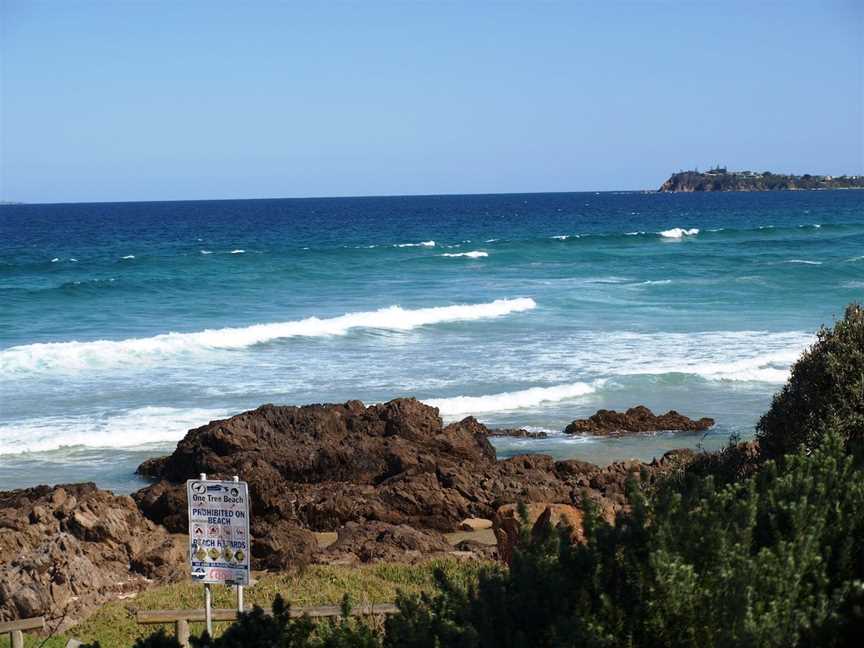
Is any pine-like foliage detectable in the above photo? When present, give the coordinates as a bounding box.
[757,303,864,459]
[185,594,379,648]
[384,430,864,648]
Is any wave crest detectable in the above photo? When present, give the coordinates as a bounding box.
[0,406,227,455]
[0,298,537,374]
[426,381,600,417]
[395,240,435,248]
[659,227,700,239]
[441,251,488,258]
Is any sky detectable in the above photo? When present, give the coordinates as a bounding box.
[1,0,862,203]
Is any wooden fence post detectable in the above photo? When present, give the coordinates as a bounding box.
[176,618,190,648]
[11,629,24,648]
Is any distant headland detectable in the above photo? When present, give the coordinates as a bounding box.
[659,167,864,192]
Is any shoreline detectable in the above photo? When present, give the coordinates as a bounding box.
[0,397,706,629]
[0,401,727,494]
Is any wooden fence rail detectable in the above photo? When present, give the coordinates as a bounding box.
[137,604,398,648]
[0,616,45,648]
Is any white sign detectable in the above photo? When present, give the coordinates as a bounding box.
[187,479,251,585]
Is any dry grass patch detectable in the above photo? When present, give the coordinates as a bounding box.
[3,558,492,648]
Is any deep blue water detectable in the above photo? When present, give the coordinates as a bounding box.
[1,191,862,492]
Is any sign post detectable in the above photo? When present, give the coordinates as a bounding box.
[233,475,244,613]
[187,472,251,638]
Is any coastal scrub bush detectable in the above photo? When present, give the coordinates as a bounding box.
[186,594,380,648]
[383,428,864,647]
[757,303,864,459]
[79,628,181,648]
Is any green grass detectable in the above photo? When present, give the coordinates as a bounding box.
[5,559,491,648]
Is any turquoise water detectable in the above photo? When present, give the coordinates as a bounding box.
[1,191,862,492]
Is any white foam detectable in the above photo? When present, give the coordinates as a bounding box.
[121,254,135,260]
[0,406,227,455]
[200,250,213,255]
[395,240,435,248]
[0,298,537,374]
[784,259,822,265]
[484,238,499,243]
[551,235,570,240]
[426,381,601,417]
[229,249,245,254]
[658,227,700,239]
[585,330,813,383]
[440,251,488,258]
[51,258,60,263]
[662,353,799,383]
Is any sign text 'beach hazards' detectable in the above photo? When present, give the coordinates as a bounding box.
[186,479,250,585]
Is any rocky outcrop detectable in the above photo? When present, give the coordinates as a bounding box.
[133,399,697,571]
[133,401,602,564]
[564,406,714,436]
[133,399,505,563]
[319,521,454,565]
[147,400,496,486]
[0,483,185,628]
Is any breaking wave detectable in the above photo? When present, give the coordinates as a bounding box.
[0,406,228,455]
[0,298,537,374]
[659,227,700,239]
[395,240,436,248]
[441,251,488,258]
[426,381,602,417]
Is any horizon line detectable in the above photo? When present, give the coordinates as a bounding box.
[0,187,656,207]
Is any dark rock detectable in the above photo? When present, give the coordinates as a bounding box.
[136,456,170,478]
[554,458,599,477]
[0,483,184,627]
[251,520,318,571]
[318,521,453,564]
[135,400,499,529]
[130,398,701,570]
[145,399,495,486]
[564,405,714,435]
[487,428,548,439]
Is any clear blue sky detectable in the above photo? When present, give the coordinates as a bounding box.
[1,1,862,203]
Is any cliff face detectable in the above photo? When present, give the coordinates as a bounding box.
[659,170,864,192]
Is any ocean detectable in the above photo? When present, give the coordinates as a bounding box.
[1,190,862,493]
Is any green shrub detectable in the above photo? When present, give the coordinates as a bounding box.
[757,303,864,459]
[185,594,380,648]
[385,429,864,647]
